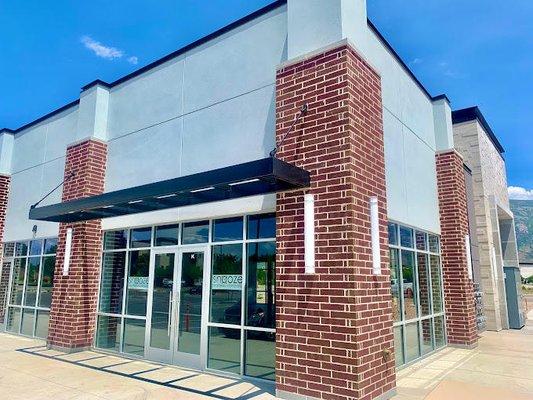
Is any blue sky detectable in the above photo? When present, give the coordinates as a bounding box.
[1,0,531,194]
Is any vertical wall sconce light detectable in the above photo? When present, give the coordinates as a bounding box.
[304,193,315,274]
[63,228,73,276]
[370,197,381,275]
[465,235,473,280]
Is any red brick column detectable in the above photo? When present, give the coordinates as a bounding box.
[0,174,11,322]
[275,44,396,400]
[48,139,107,351]
[435,150,477,348]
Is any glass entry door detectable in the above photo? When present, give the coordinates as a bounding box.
[146,248,207,369]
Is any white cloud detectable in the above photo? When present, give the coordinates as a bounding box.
[508,186,533,200]
[81,35,123,60]
[127,56,139,65]
[409,57,423,66]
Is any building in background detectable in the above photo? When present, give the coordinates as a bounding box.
[0,1,518,399]
[453,107,524,331]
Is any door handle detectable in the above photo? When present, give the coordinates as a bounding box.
[168,293,172,337]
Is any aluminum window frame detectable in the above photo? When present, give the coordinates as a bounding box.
[389,222,447,369]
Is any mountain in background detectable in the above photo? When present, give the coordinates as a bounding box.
[510,199,533,264]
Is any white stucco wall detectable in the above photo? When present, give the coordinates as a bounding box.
[4,106,78,241]
[104,5,287,191]
[2,0,442,241]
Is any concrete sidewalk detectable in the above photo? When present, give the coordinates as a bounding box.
[394,310,533,400]
[0,316,532,400]
[0,333,275,400]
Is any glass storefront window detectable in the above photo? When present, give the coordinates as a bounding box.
[155,224,179,247]
[35,310,50,339]
[401,250,417,320]
[246,242,275,329]
[420,319,433,355]
[123,318,145,356]
[394,326,404,367]
[130,228,152,248]
[126,250,150,316]
[44,238,58,254]
[388,223,398,246]
[182,221,209,244]
[4,237,57,339]
[390,222,445,368]
[210,244,242,324]
[400,226,414,248]
[208,326,241,374]
[99,252,126,314]
[24,257,40,306]
[247,213,275,240]
[430,255,443,314]
[417,253,431,317]
[10,259,26,305]
[96,213,276,381]
[104,230,127,250]
[390,249,401,322]
[245,331,275,380]
[96,315,122,352]
[213,217,243,242]
[29,240,42,256]
[404,322,420,363]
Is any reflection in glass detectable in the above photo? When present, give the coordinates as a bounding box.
[402,251,417,320]
[99,252,126,314]
[29,240,42,256]
[15,242,28,257]
[208,326,240,374]
[150,253,175,350]
[245,330,275,380]
[400,227,414,248]
[155,225,179,246]
[405,322,420,362]
[3,242,14,257]
[39,256,55,308]
[421,319,433,355]
[415,231,427,251]
[130,228,152,248]
[417,253,431,316]
[430,255,443,313]
[390,249,401,322]
[6,307,20,333]
[178,252,204,355]
[210,244,242,324]
[123,318,145,356]
[247,213,275,240]
[394,326,404,367]
[182,221,209,244]
[434,316,446,348]
[44,238,58,254]
[24,257,40,306]
[126,250,150,316]
[388,223,398,246]
[246,242,275,329]
[213,217,243,242]
[10,258,26,305]
[21,308,35,336]
[104,230,128,250]
[429,235,439,253]
[96,315,122,352]
[35,310,50,339]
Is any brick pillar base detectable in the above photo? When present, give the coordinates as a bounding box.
[275,44,396,400]
[436,150,478,348]
[48,139,107,352]
[0,174,10,323]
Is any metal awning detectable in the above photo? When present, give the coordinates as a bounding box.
[29,157,310,223]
